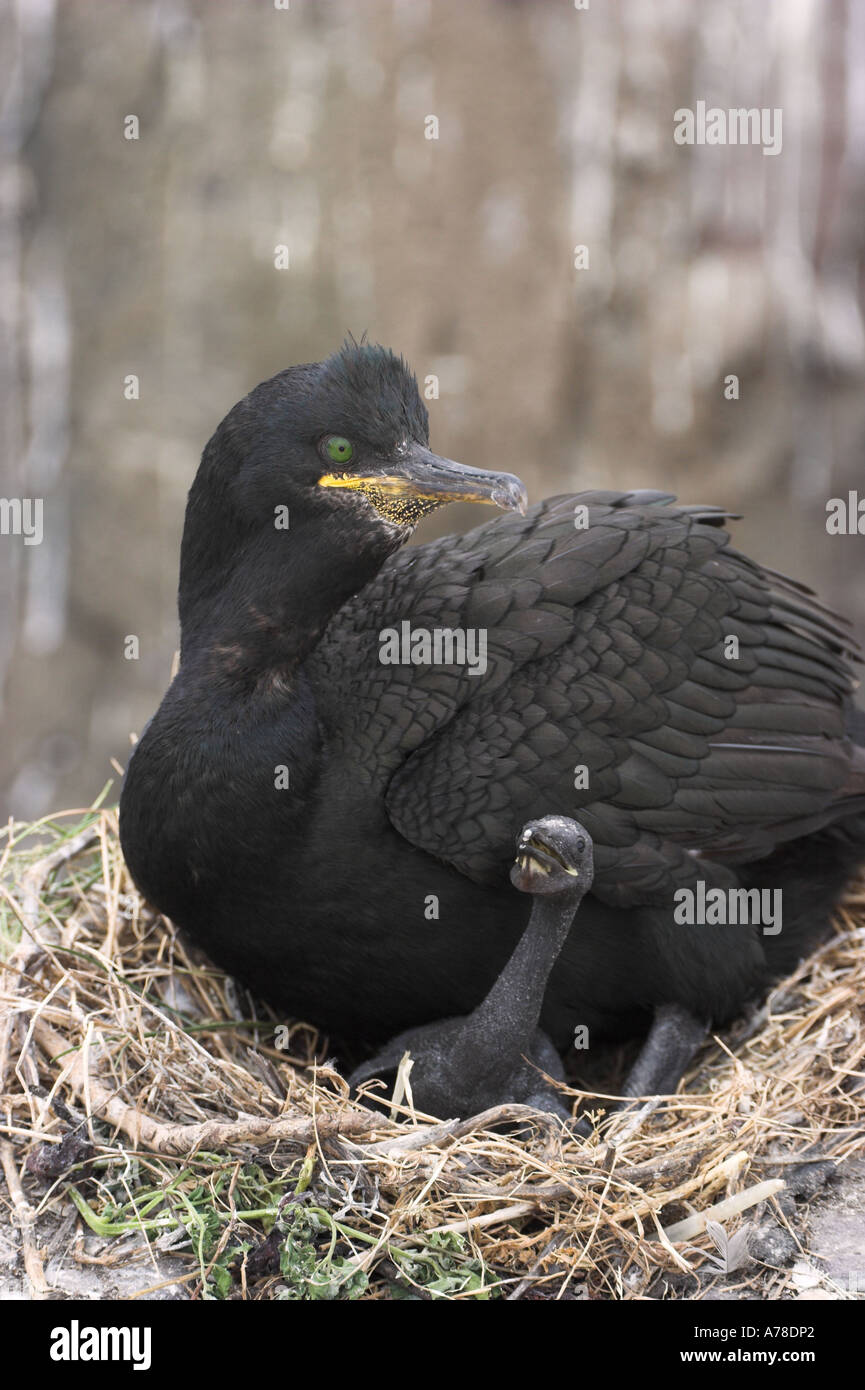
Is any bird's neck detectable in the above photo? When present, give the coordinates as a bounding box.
[177,511,403,690]
[459,892,582,1055]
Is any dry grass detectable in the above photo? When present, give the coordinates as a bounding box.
[1,803,863,1301]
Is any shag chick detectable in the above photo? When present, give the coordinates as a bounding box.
[350,816,594,1119]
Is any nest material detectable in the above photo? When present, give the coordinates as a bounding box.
[0,806,863,1301]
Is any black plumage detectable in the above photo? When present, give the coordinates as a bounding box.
[119,342,865,1103]
[350,816,595,1119]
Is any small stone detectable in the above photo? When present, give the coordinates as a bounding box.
[748,1224,798,1266]
[790,1260,823,1290]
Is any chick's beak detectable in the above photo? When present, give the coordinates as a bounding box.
[319,444,528,516]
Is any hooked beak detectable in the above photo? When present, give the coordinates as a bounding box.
[319,444,528,516]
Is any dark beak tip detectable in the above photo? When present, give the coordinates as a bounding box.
[493,476,528,516]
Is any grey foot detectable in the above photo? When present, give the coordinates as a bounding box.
[572,1002,707,1137]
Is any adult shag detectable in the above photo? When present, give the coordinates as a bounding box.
[119,341,865,1108]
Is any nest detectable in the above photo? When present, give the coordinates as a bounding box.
[1,805,863,1301]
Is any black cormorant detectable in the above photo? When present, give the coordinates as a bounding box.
[119,342,865,1110]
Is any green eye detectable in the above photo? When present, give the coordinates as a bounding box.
[325,435,354,465]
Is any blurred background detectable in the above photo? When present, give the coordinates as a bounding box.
[1,0,864,823]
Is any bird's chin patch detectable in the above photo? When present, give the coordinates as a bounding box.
[319,472,443,527]
[356,486,443,527]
